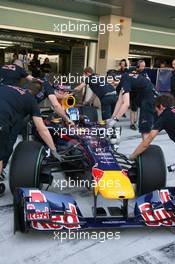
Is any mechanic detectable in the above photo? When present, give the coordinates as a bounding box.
[2,71,74,172]
[31,71,74,126]
[109,72,155,140]
[129,60,149,130]
[130,94,175,160]
[0,80,60,180]
[74,67,117,120]
[0,59,33,86]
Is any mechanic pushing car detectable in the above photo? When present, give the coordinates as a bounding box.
[0,80,61,184]
[129,60,149,130]
[130,94,175,160]
[1,70,74,172]
[74,67,117,120]
[108,72,155,140]
[30,70,74,126]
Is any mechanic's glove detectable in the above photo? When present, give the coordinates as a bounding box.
[51,149,63,162]
[106,117,119,128]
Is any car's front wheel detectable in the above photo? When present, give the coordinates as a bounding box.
[136,145,166,195]
[9,141,45,194]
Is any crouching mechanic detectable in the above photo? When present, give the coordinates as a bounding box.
[109,72,155,140]
[0,80,61,180]
[74,67,117,120]
[130,94,175,160]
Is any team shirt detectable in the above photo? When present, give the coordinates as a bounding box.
[85,74,115,99]
[0,64,28,86]
[0,84,41,127]
[119,73,154,105]
[153,107,175,142]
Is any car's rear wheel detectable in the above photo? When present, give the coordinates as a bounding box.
[9,141,45,194]
[136,145,166,195]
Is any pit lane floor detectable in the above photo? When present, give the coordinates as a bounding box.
[1,117,175,264]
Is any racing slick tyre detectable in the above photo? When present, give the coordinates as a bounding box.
[9,141,46,194]
[136,145,166,195]
[0,183,5,196]
[79,105,98,122]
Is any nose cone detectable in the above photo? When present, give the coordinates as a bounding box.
[94,171,135,199]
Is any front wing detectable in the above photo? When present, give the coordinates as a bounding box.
[14,187,175,232]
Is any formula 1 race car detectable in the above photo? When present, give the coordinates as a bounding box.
[9,95,170,232]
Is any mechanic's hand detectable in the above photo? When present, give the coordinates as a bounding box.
[125,154,135,161]
[51,149,63,162]
[106,118,119,128]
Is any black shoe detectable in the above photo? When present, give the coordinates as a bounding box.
[130,124,137,130]
[0,183,5,196]
[0,170,6,181]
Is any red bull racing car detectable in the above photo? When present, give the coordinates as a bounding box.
[9,95,174,233]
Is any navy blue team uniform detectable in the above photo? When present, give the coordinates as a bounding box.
[34,79,55,103]
[0,84,41,161]
[153,107,175,142]
[130,69,149,113]
[171,71,175,98]
[2,79,55,168]
[85,74,117,120]
[0,64,29,86]
[120,73,154,133]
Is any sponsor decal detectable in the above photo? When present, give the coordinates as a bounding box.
[139,189,175,226]
[28,190,80,230]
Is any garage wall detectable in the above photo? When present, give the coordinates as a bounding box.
[0,1,175,49]
[0,1,99,40]
[131,22,175,49]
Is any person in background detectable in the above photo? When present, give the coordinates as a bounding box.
[30,53,40,78]
[170,59,175,99]
[12,53,18,64]
[160,61,167,68]
[40,57,52,74]
[117,59,129,75]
